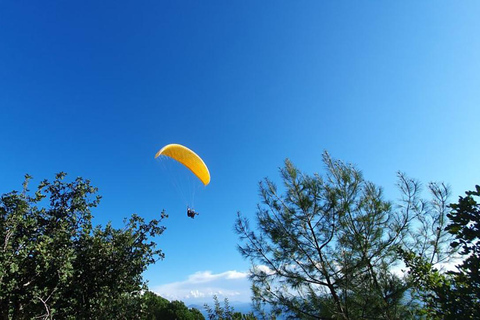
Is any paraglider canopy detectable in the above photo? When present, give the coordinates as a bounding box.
[155,144,210,186]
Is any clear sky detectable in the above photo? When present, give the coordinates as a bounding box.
[1,0,479,305]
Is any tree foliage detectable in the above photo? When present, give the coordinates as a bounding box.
[235,152,454,319]
[143,291,205,320]
[447,185,480,309]
[401,185,480,319]
[204,295,256,320]
[0,173,166,319]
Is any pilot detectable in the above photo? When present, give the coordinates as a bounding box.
[187,207,198,219]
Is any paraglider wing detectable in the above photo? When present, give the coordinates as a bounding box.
[155,144,210,185]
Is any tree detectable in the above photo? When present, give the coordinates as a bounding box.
[0,173,166,319]
[143,291,170,319]
[143,291,205,320]
[204,295,256,320]
[446,185,480,317]
[235,152,454,319]
[401,185,480,319]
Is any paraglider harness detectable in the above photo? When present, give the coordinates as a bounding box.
[187,207,198,219]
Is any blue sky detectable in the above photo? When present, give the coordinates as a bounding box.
[1,1,479,305]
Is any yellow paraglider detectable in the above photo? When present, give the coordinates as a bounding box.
[154,144,210,186]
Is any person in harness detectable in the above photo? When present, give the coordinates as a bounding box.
[187,207,199,219]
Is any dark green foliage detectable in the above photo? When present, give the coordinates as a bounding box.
[143,291,170,319]
[142,291,204,320]
[0,173,166,319]
[235,152,453,319]
[401,185,480,319]
[445,186,480,318]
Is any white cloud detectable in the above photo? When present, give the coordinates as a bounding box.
[254,264,274,275]
[152,261,464,306]
[187,270,248,284]
[152,270,251,304]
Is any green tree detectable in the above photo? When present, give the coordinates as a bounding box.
[161,300,203,320]
[445,185,480,318]
[204,295,235,320]
[204,295,256,320]
[235,152,454,319]
[142,291,204,320]
[0,173,166,319]
[143,291,170,319]
[401,185,480,319]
